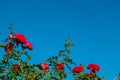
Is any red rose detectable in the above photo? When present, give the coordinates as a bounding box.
[45,67,49,72]
[90,71,95,75]
[25,41,33,50]
[5,42,14,53]
[56,63,64,70]
[39,63,49,72]
[14,33,27,43]
[72,66,84,73]
[13,65,19,71]
[87,63,100,71]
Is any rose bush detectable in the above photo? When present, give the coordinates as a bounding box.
[0,26,104,80]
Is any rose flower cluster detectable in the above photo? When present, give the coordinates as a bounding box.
[0,30,102,79]
[38,63,65,72]
[38,62,100,77]
[4,33,33,71]
[72,63,100,76]
[5,33,100,77]
[87,63,100,75]
[5,33,33,54]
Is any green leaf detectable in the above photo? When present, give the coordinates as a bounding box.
[23,52,31,60]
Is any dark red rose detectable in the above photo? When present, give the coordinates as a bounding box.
[90,71,95,75]
[13,65,19,71]
[56,63,64,70]
[5,42,14,53]
[87,63,100,71]
[72,66,84,73]
[25,41,33,50]
[39,63,49,72]
[14,33,27,43]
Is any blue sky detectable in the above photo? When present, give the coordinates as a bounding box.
[0,0,120,79]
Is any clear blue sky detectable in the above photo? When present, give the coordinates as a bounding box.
[0,0,120,79]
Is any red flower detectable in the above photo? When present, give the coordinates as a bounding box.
[14,33,27,43]
[90,71,95,76]
[45,68,49,72]
[25,41,33,50]
[13,65,19,71]
[56,63,64,70]
[87,63,100,71]
[39,63,49,72]
[72,66,84,73]
[5,42,14,53]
